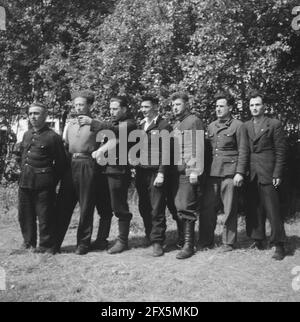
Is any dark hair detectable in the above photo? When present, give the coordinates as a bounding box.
[71,90,95,105]
[248,90,265,104]
[110,95,129,109]
[214,91,235,106]
[141,95,159,105]
[171,92,189,103]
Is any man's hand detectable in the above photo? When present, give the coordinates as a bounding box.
[92,148,105,165]
[154,173,164,187]
[273,178,282,188]
[233,173,244,187]
[189,172,198,185]
[78,115,92,126]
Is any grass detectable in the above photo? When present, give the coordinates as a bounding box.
[0,184,300,302]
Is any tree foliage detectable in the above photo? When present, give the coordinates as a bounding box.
[0,0,300,128]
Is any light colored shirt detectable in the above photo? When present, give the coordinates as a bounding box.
[65,119,97,154]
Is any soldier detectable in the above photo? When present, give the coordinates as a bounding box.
[171,92,205,259]
[199,92,247,252]
[244,90,287,260]
[54,91,113,255]
[135,95,173,257]
[18,102,67,254]
[79,95,137,254]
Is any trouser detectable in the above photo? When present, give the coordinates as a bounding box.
[107,172,133,222]
[136,168,167,244]
[18,187,56,248]
[173,174,200,222]
[94,167,113,239]
[199,177,238,246]
[55,158,96,248]
[245,177,286,245]
[165,171,178,219]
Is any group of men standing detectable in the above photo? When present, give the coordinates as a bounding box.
[17,89,287,261]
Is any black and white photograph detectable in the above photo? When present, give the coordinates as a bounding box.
[0,0,300,305]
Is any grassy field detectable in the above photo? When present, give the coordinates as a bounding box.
[0,184,300,302]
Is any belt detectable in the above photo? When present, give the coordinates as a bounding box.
[72,153,92,159]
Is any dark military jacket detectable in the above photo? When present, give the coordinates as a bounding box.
[136,115,173,175]
[19,126,68,190]
[244,117,287,184]
[173,110,205,177]
[90,112,137,175]
[207,118,247,178]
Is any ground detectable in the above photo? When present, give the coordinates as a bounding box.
[0,185,300,302]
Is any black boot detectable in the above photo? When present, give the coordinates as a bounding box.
[175,217,184,249]
[176,220,195,260]
[272,243,285,261]
[90,217,112,251]
[107,220,130,254]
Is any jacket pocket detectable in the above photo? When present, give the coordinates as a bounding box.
[34,167,55,190]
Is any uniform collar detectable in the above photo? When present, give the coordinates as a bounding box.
[140,115,160,126]
[176,109,191,122]
[215,117,233,128]
[31,125,49,135]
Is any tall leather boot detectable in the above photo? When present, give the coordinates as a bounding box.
[176,220,195,259]
[107,220,130,254]
[175,217,184,249]
[90,217,112,251]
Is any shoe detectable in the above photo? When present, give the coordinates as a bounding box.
[152,243,164,257]
[33,247,49,254]
[107,220,130,254]
[219,245,234,253]
[272,244,285,261]
[176,220,195,260]
[90,239,108,251]
[144,236,152,248]
[198,243,215,252]
[107,240,128,254]
[10,243,35,255]
[249,240,264,250]
[75,246,89,255]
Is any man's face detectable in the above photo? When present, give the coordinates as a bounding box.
[74,97,89,115]
[141,101,157,119]
[110,100,125,119]
[216,98,232,120]
[28,106,47,130]
[172,98,187,117]
[249,96,265,117]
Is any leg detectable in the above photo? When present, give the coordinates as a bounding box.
[245,178,266,242]
[199,177,221,248]
[107,173,132,254]
[175,175,199,259]
[54,168,77,250]
[18,188,37,248]
[220,177,238,248]
[74,159,96,250]
[92,169,113,250]
[136,169,152,239]
[36,189,56,249]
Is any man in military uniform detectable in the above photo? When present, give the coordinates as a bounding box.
[79,95,137,254]
[199,92,247,252]
[18,102,67,254]
[55,91,113,255]
[171,92,205,259]
[244,91,287,260]
[135,95,173,257]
